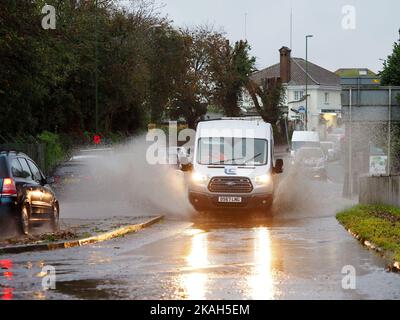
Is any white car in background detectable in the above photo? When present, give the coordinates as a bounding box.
[290,131,320,157]
[295,147,328,180]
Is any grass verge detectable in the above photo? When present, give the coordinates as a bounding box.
[337,204,400,264]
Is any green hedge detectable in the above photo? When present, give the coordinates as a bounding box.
[38,131,66,173]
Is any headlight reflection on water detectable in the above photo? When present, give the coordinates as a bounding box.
[181,229,209,300]
[248,227,275,300]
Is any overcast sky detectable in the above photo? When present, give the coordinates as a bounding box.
[156,0,400,73]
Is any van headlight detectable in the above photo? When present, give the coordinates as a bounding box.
[192,172,208,185]
[255,174,271,185]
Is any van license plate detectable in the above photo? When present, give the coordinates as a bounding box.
[218,196,242,203]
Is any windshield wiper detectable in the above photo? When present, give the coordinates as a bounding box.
[209,157,245,166]
[208,153,262,166]
[243,153,262,164]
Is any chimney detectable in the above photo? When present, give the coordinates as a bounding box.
[279,46,292,84]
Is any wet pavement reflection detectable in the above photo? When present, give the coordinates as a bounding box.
[1,177,400,300]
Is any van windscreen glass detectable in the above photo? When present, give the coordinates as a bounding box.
[197,138,268,166]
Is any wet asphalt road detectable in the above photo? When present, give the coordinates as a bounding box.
[1,161,400,300]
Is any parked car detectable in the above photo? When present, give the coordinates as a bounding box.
[290,131,320,157]
[320,141,338,161]
[327,127,345,147]
[295,147,328,180]
[51,160,96,196]
[0,150,59,235]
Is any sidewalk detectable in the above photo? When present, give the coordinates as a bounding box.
[0,215,163,255]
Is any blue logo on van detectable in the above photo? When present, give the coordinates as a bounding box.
[225,167,237,175]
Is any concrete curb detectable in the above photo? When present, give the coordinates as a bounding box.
[345,227,400,272]
[0,215,164,255]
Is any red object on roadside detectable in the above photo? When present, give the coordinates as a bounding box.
[2,288,13,300]
[93,135,101,145]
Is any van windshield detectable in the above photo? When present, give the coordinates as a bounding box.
[292,141,320,151]
[197,138,268,166]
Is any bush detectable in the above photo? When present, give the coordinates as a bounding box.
[38,131,65,173]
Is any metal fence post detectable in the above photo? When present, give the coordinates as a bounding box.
[388,87,392,204]
[349,88,353,196]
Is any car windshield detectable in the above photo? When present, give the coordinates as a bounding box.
[298,148,324,159]
[197,138,268,166]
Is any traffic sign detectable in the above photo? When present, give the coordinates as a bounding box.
[93,135,101,145]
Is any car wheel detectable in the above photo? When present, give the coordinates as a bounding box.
[20,203,30,236]
[51,204,59,232]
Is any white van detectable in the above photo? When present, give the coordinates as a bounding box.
[180,118,283,211]
[291,131,320,156]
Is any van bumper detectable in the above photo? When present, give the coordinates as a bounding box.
[188,191,273,211]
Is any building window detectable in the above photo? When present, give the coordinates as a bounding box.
[294,91,304,101]
[324,92,329,104]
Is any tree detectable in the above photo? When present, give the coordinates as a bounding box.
[380,41,400,86]
[380,36,400,173]
[246,77,285,124]
[209,39,256,117]
[147,26,186,124]
[0,1,263,139]
[168,26,215,129]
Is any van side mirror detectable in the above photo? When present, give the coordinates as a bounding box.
[178,150,193,172]
[273,159,284,174]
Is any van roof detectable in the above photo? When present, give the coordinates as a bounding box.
[197,119,272,139]
[291,131,320,142]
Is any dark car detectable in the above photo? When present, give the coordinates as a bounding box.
[295,147,328,180]
[0,150,59,235]
[51,160,95,197]
[50,152,108,199]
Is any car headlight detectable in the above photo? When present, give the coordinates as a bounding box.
[192,172,208,185]
[255,174,271,185]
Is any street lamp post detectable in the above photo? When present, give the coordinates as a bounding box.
[95,0,99,134]
[305,35,313,131]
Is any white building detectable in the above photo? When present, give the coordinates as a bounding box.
[245,47,342,135]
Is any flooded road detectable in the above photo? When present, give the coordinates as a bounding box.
[1,162,400,300]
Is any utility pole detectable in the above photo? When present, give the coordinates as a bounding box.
[290,7,293,50]
[305,35,313,131]
[244,13,248,40]
[95,0,99,134]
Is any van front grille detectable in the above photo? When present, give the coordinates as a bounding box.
[208,177,253,194]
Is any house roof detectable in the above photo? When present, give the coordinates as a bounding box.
[251,58,340,87]
[335,68,377,77]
